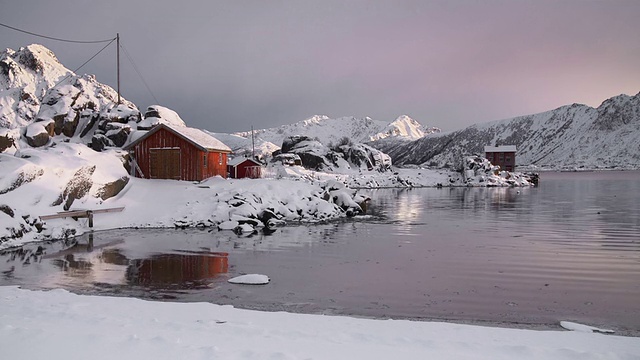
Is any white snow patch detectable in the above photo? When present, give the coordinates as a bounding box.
[228,274,270,285]
[560,321,615,334]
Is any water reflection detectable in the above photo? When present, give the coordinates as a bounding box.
[124,252,228,286]
[0,234,229,290]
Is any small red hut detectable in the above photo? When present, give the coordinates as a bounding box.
[124,123,231,181]
[227,157,262,179]
[484,145,517,172]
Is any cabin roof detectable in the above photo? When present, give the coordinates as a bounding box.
[484,145,517,153]
[228,157,262,167]
[124,123,232,153]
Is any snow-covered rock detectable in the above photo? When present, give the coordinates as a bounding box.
[0,44,140,152]
[137,105,186,130]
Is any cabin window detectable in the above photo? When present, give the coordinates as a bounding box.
[203,154,207,168]
[219,153,223,165]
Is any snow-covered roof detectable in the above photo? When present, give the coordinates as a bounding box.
[484,145,517,153]
[124,124,231,152]
[228,157,262,167]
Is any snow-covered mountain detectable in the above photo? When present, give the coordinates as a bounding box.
[219,114,439,158]
[372,93,640,170]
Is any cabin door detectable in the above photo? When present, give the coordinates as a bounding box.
[149,148,181,180]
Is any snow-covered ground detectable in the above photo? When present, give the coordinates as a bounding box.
[1,286,637,360]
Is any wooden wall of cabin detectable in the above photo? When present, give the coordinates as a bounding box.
[203,151,228,179]
[134,129,195,180]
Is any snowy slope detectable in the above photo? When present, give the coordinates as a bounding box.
[374,93,640,170]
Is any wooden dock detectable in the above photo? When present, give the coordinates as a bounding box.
[40,207,124,228]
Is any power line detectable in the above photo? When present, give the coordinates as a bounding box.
[120,41,160,105]
[0,21,115,44]
[0,38,117,122]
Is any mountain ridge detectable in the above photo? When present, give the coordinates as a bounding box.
[370,92,640,169]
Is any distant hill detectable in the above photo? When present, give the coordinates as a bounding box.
[210,114,440,158]
[371,93,640,170]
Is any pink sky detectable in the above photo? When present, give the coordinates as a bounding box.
[2,0,639,132]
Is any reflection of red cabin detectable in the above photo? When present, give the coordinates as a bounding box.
[123,124,231,181]
[484,145,516,172]
[127,253,229,285]
[227,157,262,179]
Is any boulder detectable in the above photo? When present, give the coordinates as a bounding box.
[25,121,53,147]
[95,176,129,201]
[90,134,113,152]
[105,126,131,147]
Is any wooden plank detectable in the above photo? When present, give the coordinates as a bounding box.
[91,206,125,214]
[40,207,125,220]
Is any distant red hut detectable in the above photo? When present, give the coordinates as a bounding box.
[227,157,262,179]
[123,123,232,181]
[484,145,516,172]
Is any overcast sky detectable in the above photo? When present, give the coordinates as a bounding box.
[2,0,640,133]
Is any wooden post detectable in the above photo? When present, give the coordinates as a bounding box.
[87,210,94,228]
[117,33,121,105]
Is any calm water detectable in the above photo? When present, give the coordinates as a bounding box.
[2,171,639,334]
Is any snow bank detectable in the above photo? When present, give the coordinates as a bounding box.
[1,286,637,360]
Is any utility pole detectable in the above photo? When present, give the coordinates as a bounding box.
[251,125,256,160]
[116,33,121,104]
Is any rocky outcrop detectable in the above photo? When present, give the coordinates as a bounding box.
[0,206,47,244]
[0,45,141,152]
[279,136,334,170]
[342,143,391,172]
[276,135,393,172]
[95,176,129,201]
[52,166,96,210]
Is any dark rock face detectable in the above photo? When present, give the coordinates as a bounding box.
[95,176,129,201]
[90,134,113,152]
[279,136,332,170]
[296,151,330,170]
[52,165,96,210]
[0,134,15,152]
[0,204,14,218]
[105,126,131,148]
[277,135,393,172]
[281,135,312,153]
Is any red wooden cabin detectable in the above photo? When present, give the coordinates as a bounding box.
[227,157,262,179]
[124,123,232,181]
[484,145,517,172]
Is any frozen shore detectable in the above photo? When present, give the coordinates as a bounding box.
[1,286,637,360]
